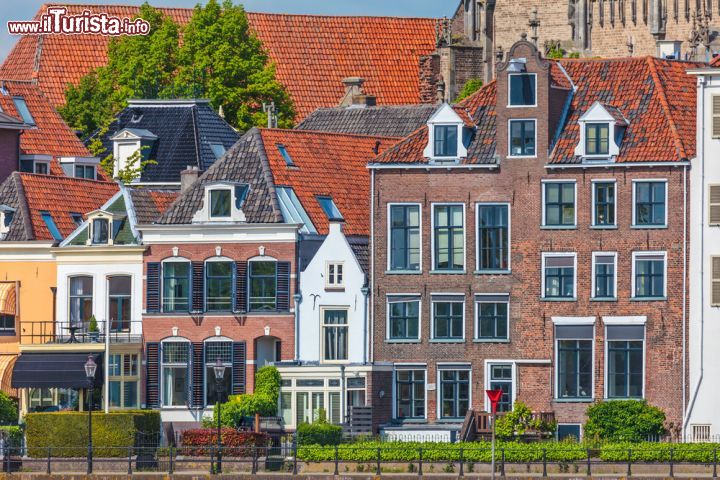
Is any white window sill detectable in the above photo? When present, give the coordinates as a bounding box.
[429,339,465,344]
[474,269,511,275]
[590,225,618,230]
[590,297,617,302]
[541,297,577,302]
[630,297,667,302]
[553,398,594,403]
[473,338,510,343]
[430,269,467,275]
[385,339,421,344]
[631,225,668,229]
[540,225,577,230]
[385,270,422,275]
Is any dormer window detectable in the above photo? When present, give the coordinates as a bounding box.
[434,125,458,157]
[193,182,249,223]
[60,157,100,180]
[75,164,96,180]
[585,123,609,156]
[508,73,536,107]
[92,218,109,244]
[574,102,627,162]
[509,119,536,157]
[20,156,51,175]
[0,206,15,239]
[85,211,113,245]
[209,189,231,218]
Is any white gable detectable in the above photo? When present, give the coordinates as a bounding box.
[423,103,469,160]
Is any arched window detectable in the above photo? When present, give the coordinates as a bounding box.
[69,276,93,326]
[162,260,190,313]
[108,275,131,332]
[161,340,190,407]
[204,340,233,404]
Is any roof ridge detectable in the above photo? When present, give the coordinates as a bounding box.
[13,173,35,240]
[17,172,116,186]
[252,128,284,224]
[645,56,688,160]
[264,128,399,142]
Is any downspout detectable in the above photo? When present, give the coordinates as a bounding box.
[681,162,687,435]
[684,75,706,436]
[104,313,110,413]
[361,286,370,364]
[293,293,302,362]
[369,168,375,363]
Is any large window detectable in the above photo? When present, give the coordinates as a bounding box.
[108,353,139,409]
[593,253,616,299]
[439,369,470,419]
[108,275,131,332]
[395,369,425,419]
[606,325,644,399]
[543,254,576,299]
[555,324,593,400]
[544,182,576,227]
[387,297,420,340]
[249,261,277,311]
[162,261,190,312]
[585,123,609,155]
[477,204,509,271]
[634,181,666,227]
[432,298,464,340]
[508,73,536,106]
[205,341,233,404]
[322,309,348,362]
[389,205,420,271]
[433,204,464,271]
[476,297,509,340]
[488,364,513,412]
[434,125,458,157]
[509,120,536,156]
[162,342,189,407]
[210,189,231,218]
[75,165,96,180]
[593,182,616,227]
[69,276,93,326]
[91,218,109,244]
[206,260,233,312]
[633,253,666,299]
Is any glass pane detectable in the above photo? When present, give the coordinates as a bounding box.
[210,190,231,217]
[280,392,293,426]
[109,276,131,295]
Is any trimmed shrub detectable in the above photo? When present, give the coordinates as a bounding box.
[296,422,343,446]
[180,428,268,456]
[0,426,23,448]
[25,410,160,457]
[208,366,281,428]
[599,442,719,462]
[584,400,666,442]
[495,401,556,439]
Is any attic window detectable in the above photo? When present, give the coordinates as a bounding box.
[508,73,536,107]
[12,97,34,124]
[74,164,96,180]
[276,186,317,234]
[130,110,143,123]
[209,189,231,218]
[209,143,226,160]
[40,211,63,241]
[317,196,344,221]
[586,123,609,156]
[235,184,249,209]
[70,213,83,227]
[91,218,109,244]
[277,144,294,165]
[434,125,458,157]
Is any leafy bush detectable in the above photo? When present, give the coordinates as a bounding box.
[25,410,160,457]
[599,442,719,462]
[180,428,268,456]
[0,426,23,449]
[495,401,556,439]
[297,422,343,446]
[0,391,18,424]
[208,366,281,428]
[584,400,666,442]
[456,78,483,101]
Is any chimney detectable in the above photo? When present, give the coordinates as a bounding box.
[339,77,376,107]
[180,166,200,193]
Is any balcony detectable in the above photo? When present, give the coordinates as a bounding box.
[19,320,142,347]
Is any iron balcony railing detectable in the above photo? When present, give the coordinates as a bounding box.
[19,320,143,346]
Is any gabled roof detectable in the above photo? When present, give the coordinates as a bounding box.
[127,188,179,225]
[296,104,436,137]
[0,4,439,119]
[157,128,397,235]
[0,173,118,241]
[89,99,239,183]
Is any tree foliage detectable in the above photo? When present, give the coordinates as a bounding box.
[584,400,666,442]
[494,401,556,439]
[207,366,281,428]
[60,0,293,137]
[456,78,484,101]
[0,392,17,425]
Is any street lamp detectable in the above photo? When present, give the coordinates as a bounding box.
[213,358,227,474]
[84,354,97,475]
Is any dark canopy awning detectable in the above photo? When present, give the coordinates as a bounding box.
[11,352,103,388]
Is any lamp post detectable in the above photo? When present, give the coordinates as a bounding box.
[213,358,227,474]
[84,354,97,475]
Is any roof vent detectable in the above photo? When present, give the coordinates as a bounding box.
[130,109,144,123]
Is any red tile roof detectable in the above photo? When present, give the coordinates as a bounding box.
[0,5,438,120]
[18,173,118,240]
[260,129,398,235]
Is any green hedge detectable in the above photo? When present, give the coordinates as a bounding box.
[297,441,587,463]
[599,442,720,463]
[297,422,343,446]
[26,410,160,458]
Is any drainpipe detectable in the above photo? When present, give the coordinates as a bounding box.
[340,365,346,423]
[369,168,375,363]
[361,287,370,364]
[104,316,110,413]
[293,293,302,361]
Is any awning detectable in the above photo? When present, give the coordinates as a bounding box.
[11,352,103,388]
[0,283,16,316]
[0,355,17,398]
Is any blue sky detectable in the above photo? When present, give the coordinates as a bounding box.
[1,0,453,63]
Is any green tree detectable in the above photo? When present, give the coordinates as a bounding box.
[0,392,17,424]
[456,78,483,101]
[175,0,294,130]
[584,400,666,442]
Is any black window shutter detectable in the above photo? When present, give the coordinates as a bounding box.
[232,341,247,395]
[191,342,205,408]
[145,343,160,408]
[146,262,161,313]
[276,261,291,311]
[235,261,248,313]
[191,261,205,313]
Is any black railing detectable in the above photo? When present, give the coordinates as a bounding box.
[19,320,143,345]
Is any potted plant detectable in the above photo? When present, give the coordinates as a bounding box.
[88,315,100,342]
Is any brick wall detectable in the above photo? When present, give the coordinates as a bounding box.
[0,130,19,184]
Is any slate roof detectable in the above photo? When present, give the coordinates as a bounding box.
[127,188,179,224]
[157,128,397,236]
[297,105,436,137]
[89,99,239,183]
[373,56,701,166]
[0,173,118,241]
[0,4,439,120]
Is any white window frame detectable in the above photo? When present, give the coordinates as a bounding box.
[631,179,668,228]
[385,295,422,342]
[541,252,577,300]
[320,306,350,364]
[392,364,428,420]
[86,212,113,246]
[591,251,618,300]
[432,124,461,160]
[483,360,517,412]
[507,118,538,158]
[208,186,233,220]
[160,257,192,314]
[507,72,538,108]
[386,202,423,273]
[631,251,667,299]
[160,338,191,409]
[541,180,577,228]
[325,262,345,289]
[108,352,140,409]
[429,294,465,342]
[430,202,466,272]
[591,179,617,228]
[474,295,510,341]
[475,202,511,273]
[203,338,233,406]
[602,317,646,400]
[557,423,583,441]
[204,256,235,313]
[553,318,595,401]
[436,364,472,420]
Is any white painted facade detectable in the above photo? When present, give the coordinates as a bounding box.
[686,68,720,440]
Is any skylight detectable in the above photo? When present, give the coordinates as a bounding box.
[209,143,226,160]
[317,196,344,221]
[12,97,34,125]
[277,144,294,166]
[40,211,63,241]
[276,186,317,234]
[235,184,249,209]
[70,213,83,227]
